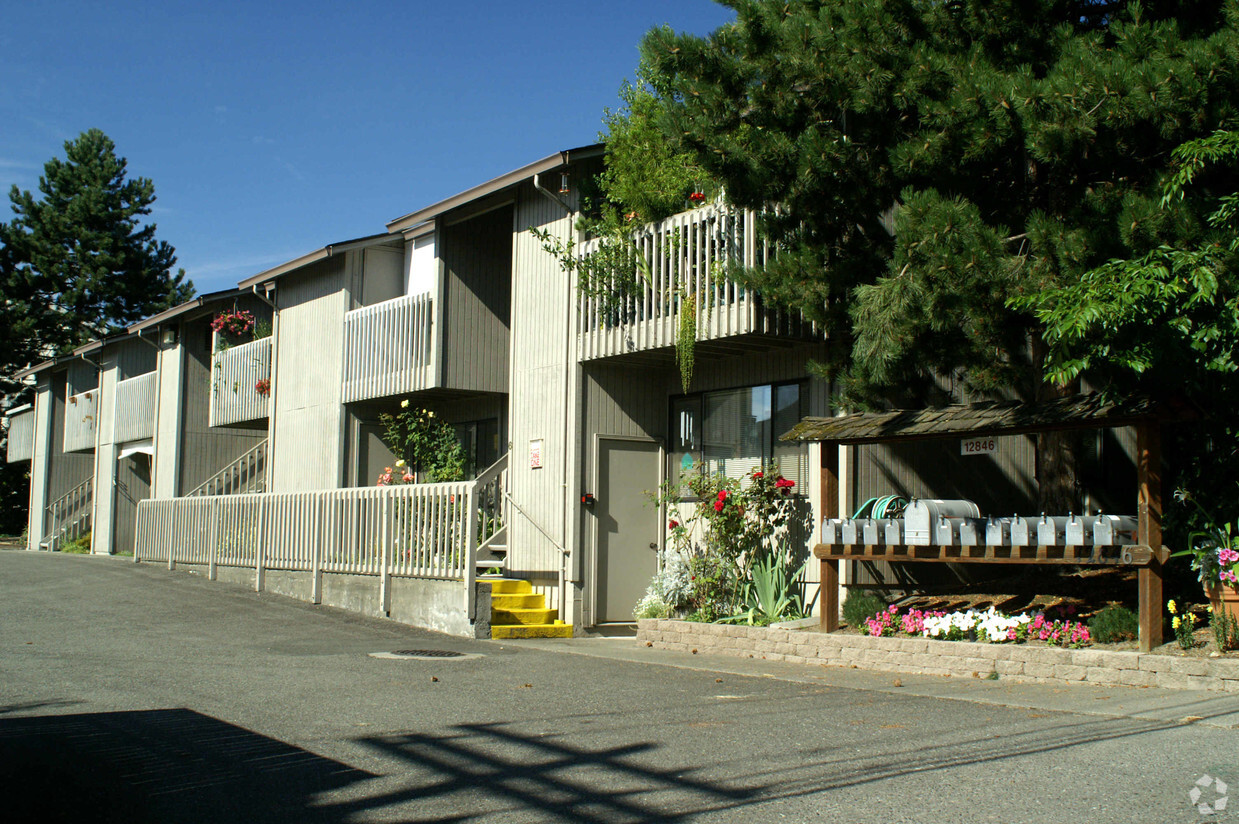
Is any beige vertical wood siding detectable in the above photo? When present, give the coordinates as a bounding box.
[440,204,513,393]
[269,257,347,491]
[506,185,574,575]
[179,315,269,495]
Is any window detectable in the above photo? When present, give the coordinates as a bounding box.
[453,418,500,479]
[671,382,806,494]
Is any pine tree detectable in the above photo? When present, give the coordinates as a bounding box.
[0,129,194,534]
[635,0,1239,401]
[626,0,1239,510]
[1,128,194,379]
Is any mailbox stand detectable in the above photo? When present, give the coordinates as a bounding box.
[783,396,1177,652]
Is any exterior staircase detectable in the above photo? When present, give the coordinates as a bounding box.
[489,579,572,639]
[186,439,267,497]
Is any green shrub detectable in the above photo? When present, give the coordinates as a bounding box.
[1088,605,1139,643]
[59,531,92,554]
[842,591,886,628]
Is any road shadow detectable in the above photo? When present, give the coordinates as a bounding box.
[0,708,373,823]
[335,721,759,822]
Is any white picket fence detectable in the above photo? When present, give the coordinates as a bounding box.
[135,454,509,620]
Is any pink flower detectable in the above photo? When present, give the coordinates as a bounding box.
[402,473,414,483]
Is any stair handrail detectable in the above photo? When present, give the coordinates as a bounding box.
[45,477,93,551]
[464,452,511,621]
[186,439,267,498]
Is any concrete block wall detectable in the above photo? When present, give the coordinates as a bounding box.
[636,619,1239,693]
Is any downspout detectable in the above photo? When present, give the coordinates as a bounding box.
[251,284,278,492]
[533,170,576,616]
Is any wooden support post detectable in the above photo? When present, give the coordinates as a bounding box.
[820,558,839,632]
[1137,422,1164,653]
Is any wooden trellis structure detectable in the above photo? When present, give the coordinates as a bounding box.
[782,395,1181,652]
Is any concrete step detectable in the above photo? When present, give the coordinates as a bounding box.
[491,593,544,609]
[492,607,558,625]
[492,622,573,639]
[489,579,533,595]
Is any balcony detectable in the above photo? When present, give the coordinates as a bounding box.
[342,291,434,404]
[209,337,272,427]
[63,390,98,452]
[5,407,34,463]
[114,372,157,444]
[576,204,817,361]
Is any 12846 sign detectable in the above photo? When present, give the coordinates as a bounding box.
[961,437,996,456]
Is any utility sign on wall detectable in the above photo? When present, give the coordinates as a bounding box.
[530,438,543,469]
[960,436,997,456]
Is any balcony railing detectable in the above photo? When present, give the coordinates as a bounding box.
[576,204,815,361]
[209,337,271,427]
[115,372,157,444]
[64,390,98,453]
[342,291,434,404]
[5,408,34,463]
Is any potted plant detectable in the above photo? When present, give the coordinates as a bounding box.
[1172,490,1239,622]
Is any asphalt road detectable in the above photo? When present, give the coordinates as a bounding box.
[1,551,1236,824]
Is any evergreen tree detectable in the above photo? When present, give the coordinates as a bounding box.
[632,0,1239,402]
[623,0,1239,510]
[0,129,194,534]
[1,128,194,382]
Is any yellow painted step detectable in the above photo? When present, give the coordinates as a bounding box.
[492,607,558,625]
[489,579,533,595]
[492,623,574,639]
[491,593,545,609]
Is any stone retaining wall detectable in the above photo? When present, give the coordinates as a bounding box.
[636,619,1239,692]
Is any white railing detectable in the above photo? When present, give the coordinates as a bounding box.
[576,203,814,360]
[46,478,92,552]
[209,337,271,427]
[5,408,35,463]
[64,390,98,452]
[342,292,434,404]
[135,454,512,621]
[114,372,157,444]
[186,439,267,497]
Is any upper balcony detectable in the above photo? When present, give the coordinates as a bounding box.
[64,389,98,452]
[576,204,819,362]
[5,406,34,463]
[341,291,434,404]
[115,371,157,444]
[210,337,272,427]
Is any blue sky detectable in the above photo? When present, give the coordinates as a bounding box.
[0,1,734,293]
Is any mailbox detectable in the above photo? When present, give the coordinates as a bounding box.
[984,516,1012,546]
[904,499,981,545]
[1094,514,1139,546]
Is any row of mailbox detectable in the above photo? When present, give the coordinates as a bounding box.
[822,499,1140,547]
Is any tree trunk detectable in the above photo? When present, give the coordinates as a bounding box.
[1031,336,1082,514]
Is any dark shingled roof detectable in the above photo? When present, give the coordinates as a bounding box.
[781,395,1169,444]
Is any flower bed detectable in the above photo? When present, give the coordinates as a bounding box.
[864,605,1092,647]
[635,618,1239,692]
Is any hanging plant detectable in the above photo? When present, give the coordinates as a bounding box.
[676,288,697,393]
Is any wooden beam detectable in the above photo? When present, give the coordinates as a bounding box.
[1137,423,1165,652]
[820,558,839,632]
